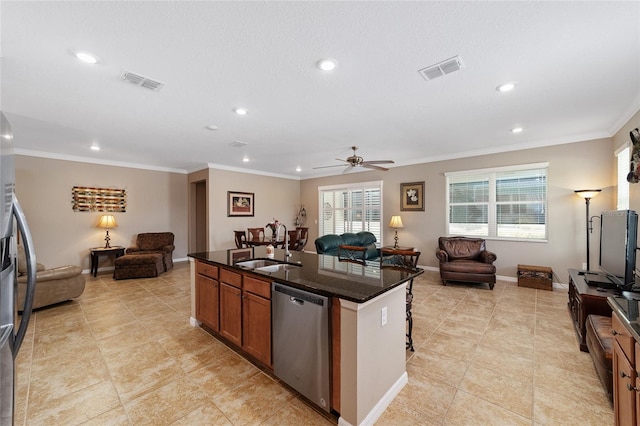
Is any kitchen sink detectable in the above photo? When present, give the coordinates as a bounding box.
[235,259,281,270]
[254,263,301,273]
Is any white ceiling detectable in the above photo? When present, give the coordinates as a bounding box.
[1,1,639,179]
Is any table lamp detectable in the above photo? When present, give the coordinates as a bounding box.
[97,214,118,248]
[574,189,601,270]
[389,215,404,249]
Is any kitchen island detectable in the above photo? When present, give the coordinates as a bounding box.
[188,246,423,426]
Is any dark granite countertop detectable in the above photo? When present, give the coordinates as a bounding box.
[608,295,640,343]
[188,246,423,303]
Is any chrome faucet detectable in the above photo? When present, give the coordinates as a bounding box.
[282,224,291,257]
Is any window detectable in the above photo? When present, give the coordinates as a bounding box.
[318,181,383,242]
[446,163,548,241]
[616,143,630,210]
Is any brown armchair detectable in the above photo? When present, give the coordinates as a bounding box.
[126,232,175,271]
[436,236,497,290]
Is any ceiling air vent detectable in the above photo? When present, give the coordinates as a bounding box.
[230,141,248,148]
[120,70,165,91]
[418,55,464,81]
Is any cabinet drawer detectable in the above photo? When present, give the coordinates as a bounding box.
[196,261,218,279]
[613,312,635,361]
[244,275,271,299]
[220,268,242,288]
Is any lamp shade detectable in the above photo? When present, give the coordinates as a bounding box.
[574,189,601,199]
[97,214,118,229]
[389,215,404,229]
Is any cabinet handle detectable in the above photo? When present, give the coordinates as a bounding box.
[612,329,620,336]
[627,383,639,392]
[621,371,631,378]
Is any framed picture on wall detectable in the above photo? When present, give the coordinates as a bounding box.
[228,191,254,217]
[400,182,425,211]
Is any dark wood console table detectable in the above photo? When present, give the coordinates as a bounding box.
[90,246,125,277]
[568,269,617,352]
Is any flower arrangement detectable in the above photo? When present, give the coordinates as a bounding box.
[266,218,281,239]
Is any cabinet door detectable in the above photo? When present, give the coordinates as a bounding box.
[242,291,271,367]
[614,340,636,426]
[196,274,219,331]
[219,282,242,346]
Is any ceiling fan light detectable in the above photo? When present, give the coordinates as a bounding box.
[317,58,338,71]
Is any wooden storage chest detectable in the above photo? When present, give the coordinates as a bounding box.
[517,264,553,291]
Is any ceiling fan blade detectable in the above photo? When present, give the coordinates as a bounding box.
[313,164,348,169]
[342,165,355,174]
[361,160,394,165]
[361,163,390,171]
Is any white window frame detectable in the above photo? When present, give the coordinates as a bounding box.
[318,180,384,243]
[616,142,630,210]
[445,163,549,242]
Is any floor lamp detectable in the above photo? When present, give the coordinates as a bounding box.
[574,189,601,270]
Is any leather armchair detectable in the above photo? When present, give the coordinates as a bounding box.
[126,232,175,271]
[16,243,85,310]
[436,236,497,290]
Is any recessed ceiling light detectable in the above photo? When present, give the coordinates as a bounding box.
[317,58,338,71]
[511,127,523,134]
[496,82,517,92]
[205,125,218,131]
[90,144,100,151]
[242,157,249,162]
[234,107,248,115]
[296,166,302,172]
[1,134,12,140]
[75,51,101,64]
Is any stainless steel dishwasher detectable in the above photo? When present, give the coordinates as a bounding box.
[272,282,330,412]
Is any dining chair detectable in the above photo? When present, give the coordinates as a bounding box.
[380,248,421,351]
[234,230,248,248]
[247,228,265,242]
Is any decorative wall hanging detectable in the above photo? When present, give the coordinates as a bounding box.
[227,191,254,217]
[400,181,425,211]
[72,186,127,212]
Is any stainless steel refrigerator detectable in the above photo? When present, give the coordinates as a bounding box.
[0,112,37,425]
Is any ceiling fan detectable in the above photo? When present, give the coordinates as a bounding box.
[313,146,394,172]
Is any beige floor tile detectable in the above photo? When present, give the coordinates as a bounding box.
[210,372,294,425]
[172,402,234,425]
[444,390,531,425]
[123,376,211,425]
[102,340,184,402]
[460,364,534,418]
[262,397,335,425]
[188,350,262,395]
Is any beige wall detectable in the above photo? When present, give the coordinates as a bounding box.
[302,138,617,283]
[207,168,301,251]
[15,155,188,271]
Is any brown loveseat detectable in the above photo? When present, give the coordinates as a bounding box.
[17,243,85,310]
[126,232,175,271]
[435,236,497,290]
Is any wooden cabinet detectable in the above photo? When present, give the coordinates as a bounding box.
[219,268,243,347]
[613,311,638,425]
[242,276,272,366]
[195,262,219,331]
[195,261,272,368]
[568,269,615,351]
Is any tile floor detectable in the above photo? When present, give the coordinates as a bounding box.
[15,262,613,425]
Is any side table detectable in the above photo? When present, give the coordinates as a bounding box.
[90,246,125,277]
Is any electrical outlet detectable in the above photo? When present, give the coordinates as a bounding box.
[582,262,587,270]
[381,306,387,326]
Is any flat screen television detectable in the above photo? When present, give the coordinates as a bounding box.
[598,210,638,291]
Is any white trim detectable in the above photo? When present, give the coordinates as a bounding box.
[615,141,632,156]
[206,162,300,180]
[189,317,201,327]
[15,148,188,174]
[337,372,408,426]
[444,162,549,177]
